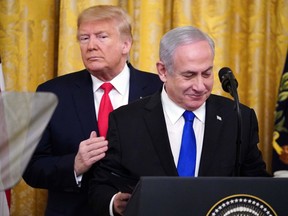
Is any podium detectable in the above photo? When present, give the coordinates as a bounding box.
[124,177,288,216]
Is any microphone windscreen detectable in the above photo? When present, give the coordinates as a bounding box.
[218,67,232,93]
[218,67,232,83]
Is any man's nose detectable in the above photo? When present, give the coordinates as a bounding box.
[87,37,98,50]
[193,77,205,91]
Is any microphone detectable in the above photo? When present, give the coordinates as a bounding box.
[218,67,242,176]
[218,67,238,97]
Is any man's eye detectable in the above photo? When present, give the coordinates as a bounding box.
[97,34,108,39]
[202,72,212,78]
[202,68,213,78]
[182,73,195,78]
[79,36,89,42]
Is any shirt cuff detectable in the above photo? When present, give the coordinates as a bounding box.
[273,170,288,177]
[74,170,83,187]
[109,193,118,216]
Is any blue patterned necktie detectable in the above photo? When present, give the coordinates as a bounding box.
[177,110,197,176]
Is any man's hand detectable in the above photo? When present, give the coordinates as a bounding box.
[74,131,108,175]
[113,192,131,216]
[280,145,288,165]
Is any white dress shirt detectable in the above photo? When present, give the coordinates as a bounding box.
[161,87,206,177]
[91,64,130,118]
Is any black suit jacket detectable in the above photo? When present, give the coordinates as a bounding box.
[89,91,270,215]
[22,63,162,216]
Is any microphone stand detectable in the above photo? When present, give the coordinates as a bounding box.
[227,78,242,177]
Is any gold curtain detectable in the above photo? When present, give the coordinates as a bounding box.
[0,0,287,215]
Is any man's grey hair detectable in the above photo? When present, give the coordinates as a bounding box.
[159,26,215,73]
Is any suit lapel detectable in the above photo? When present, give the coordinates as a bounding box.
[198,95,225,175]
[72,70,98,138]
[143,93,179,176]
[128,64,144,101]
[127,63,161,102]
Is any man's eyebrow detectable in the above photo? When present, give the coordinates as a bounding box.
[182,66,213,74]
[202,66,213,73]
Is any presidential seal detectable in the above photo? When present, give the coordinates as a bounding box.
[207,194,277,216]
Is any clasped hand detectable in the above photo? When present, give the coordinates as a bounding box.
[74,131,108,176]
[114,192,132,215]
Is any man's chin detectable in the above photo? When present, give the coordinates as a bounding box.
[86,65,106,73]
[185,100,205,111]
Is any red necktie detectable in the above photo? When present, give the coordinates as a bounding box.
[98,83,113,138]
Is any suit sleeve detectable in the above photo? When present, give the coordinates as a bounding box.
[22,124,79,191]
[22,83,82,192]
[240,108,271,176]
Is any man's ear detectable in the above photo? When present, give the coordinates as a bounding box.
[156,61,167,82]
[122,38,132,55]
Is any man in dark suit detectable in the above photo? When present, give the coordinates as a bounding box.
[89,26,271,216]
[22,5,162,216]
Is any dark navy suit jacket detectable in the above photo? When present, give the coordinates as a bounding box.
[23,63,162,216]
[89,91,271,215]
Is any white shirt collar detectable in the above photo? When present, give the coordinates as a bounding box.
[161,86,206,124]
[91,63,130,95]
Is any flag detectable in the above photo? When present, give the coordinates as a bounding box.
[0,56,5,91]
[0,56,11,214]
[272,51,288,173]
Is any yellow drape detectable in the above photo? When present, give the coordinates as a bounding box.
[0,0,287,215]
